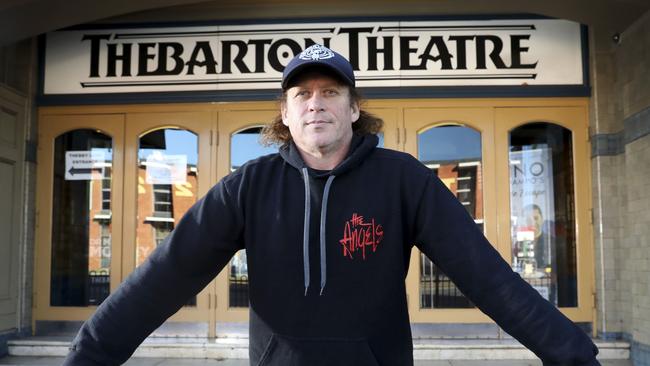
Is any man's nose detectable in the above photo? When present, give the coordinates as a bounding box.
[308,93,325,111]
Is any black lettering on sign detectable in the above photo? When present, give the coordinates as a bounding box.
[476,35,507,69]
[137,43,157,76]
[338,27,373,70]
[248,39,272,73]
[367,36,394,71]
[106,43,132,77]
[419,36,453,70]
[268,39,302,72]
[448,35,474,70]
[157,42,185,75]
[186,41,218,75]
[400,36,425,70]
[82,34,111,77]
[221,40,251,74]
[510,35,538,69]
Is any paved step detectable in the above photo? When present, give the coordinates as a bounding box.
[7,337,630,361]
[0,356,636,366]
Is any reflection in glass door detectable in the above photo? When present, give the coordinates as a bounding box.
[136,128,200,306]
[50,130,114,306]
[35,113,125,323]
[404,108,496,324]
[228,127,278,308]
[508,122,577,307]
[495,106,594,321]
[417,125,482,309]
[123,112,212,333]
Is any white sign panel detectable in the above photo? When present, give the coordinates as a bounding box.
[65,150,106,180]
[145,152,187,184]
[510,148,555,272]
[44,18,584,94]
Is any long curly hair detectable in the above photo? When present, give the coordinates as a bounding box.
[260,86,383,146]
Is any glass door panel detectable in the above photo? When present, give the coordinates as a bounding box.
[215,110,278,323]
[404,108,496,323]
[123,112,213,331]
[229,126,279,308]
[136,128,200,306]
[51,130,114,307]
[35,114,124,321]
[508,123,577,307]
[417,125,482,309]
[495,107,594,321]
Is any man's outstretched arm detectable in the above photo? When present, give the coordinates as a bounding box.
[64,180,244,365]
[412,173,599,366]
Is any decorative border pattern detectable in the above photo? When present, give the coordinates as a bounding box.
[592,106,650,157]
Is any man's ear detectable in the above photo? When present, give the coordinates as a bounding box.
[351,101,360,123]
[281,102,289,127]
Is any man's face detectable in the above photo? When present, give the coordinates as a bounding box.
[281,72,360,155]
[524,207,543,239]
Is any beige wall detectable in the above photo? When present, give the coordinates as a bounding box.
[0,38,38,341]
[591,8,650,353]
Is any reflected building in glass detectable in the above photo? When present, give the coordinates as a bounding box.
[417,124,483,309]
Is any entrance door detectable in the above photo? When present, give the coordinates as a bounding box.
[401,102,594,334]
[404,107,497,325]
[34,110,216,334]
[495,106,594,321]
[34,113,125,322]
[122,111,214,336]
[0,88,26,331]
[214,108,279,332]
[33,100,595,336]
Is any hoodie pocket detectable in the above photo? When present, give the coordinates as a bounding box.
[257,334,380,366]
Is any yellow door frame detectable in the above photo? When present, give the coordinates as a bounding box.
[34,113,125,322]
[122,111,214,334]
[34,97,595,334]
[403,107,497,323]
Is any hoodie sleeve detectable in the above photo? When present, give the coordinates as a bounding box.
[63,179,244,365]
[412,173,600,366]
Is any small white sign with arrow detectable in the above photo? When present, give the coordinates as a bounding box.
[65,150,107,180]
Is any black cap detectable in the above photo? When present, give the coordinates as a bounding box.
[281,44,355,89]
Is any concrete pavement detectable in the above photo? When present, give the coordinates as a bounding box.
[0,356,634,365]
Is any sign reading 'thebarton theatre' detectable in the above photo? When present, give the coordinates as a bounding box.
[43,19,584,94]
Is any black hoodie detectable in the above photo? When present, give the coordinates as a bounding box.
[64,134,600,366]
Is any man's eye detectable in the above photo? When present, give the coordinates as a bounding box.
[324,90,339,96]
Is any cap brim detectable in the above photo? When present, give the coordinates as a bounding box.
[282,61,355,89]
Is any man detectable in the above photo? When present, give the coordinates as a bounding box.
[64,44,600,365]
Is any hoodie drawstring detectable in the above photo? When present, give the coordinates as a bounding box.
[300,167,336,296]
[319,175,335,295]
[301,168,311,296]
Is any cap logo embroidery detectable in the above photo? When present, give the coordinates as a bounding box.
[339,213,384,260]
[299,44,335,61]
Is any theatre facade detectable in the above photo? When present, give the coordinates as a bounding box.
[32,17,595,338]
[2,2,650,363]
